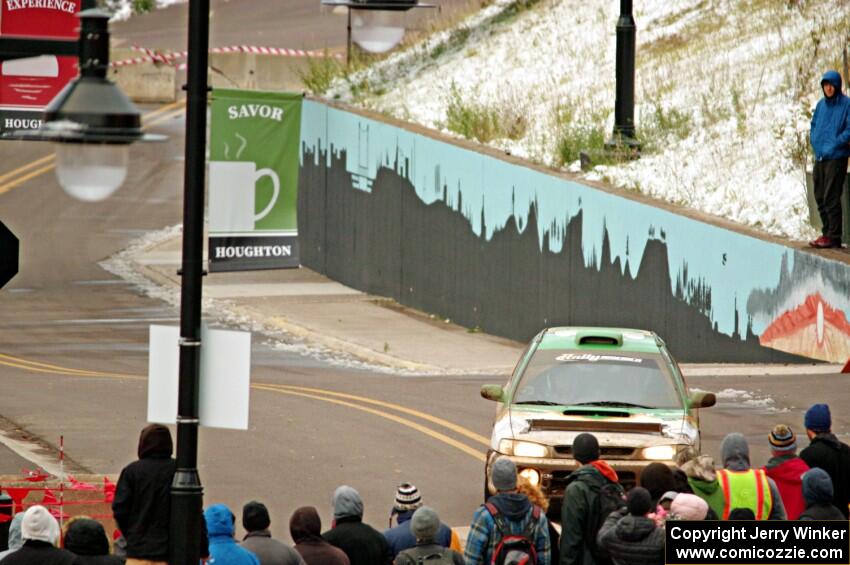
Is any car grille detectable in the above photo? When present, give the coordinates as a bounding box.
[553,445,636,458]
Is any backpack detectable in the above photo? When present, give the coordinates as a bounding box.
[396,546,457,565]
[585,481,625,563]
[484,502,541,565]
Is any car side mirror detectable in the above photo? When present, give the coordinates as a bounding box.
[689,391,716,409]
[480,384,505,402]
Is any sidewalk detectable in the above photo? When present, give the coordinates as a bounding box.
[118,230,842,376]
[124,231,523,374]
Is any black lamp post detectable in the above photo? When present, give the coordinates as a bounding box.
[168,0,210,562]
[610,0,639,148]
[2,7,163,200]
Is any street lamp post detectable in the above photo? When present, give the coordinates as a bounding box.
[168,0,211,562]
[611,0,638,147]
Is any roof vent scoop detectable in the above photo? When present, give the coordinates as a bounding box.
[576,331,623,346]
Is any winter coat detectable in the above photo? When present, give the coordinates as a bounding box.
[596,508,664,565]
[112,425,176,560]
[0,540,81,565]
[205,504,260,565]
[686,478,724,519]
[800,433,850,518]
[241,530,305,565]
[764,454,809,520]
[0,513,24,561]
[384,511,454,559]
[290,507,350,565]
[720,433,787,520]
[811,70,850,161]
[560,461,622,565]
[394,543,464,565]
[63,518,124,565]
[465,492,550,565]
[800,503,846,520]
[322,517,392,565]
[293,539,350,565]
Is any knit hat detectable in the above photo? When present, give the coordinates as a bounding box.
[491,457,517,492]
[21,505,59,544]
[332,485,364,520]
[802,468,834,505]
[768,424,796,452]
[627,487,652,516]
[393,483,423,513]
[805,404,831,433]
[410,506,441,542]
[242,501,271,532]
[640,463,676,502]
[572,433,600,464]
[670,493,709,520]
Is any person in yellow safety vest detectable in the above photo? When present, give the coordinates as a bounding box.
[717,433,787,520]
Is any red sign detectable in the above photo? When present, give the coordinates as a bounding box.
[0,0,81,110]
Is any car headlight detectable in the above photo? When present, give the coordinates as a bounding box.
[498,439,549,458]
[519,468,541,486]
[642,445,676,460]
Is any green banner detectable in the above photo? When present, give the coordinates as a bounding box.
[208,89,302,271]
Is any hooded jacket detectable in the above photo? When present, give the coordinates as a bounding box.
[321,488,391,565]
[63,519,124,565]
[764,454,809,520]
[596,508,664,565]
[383,510,454,559]
[112,424,177,560]
[560,462,622,565]
[811,70,850,161]
[290,506,350,565]
[800,468,846,520]
[464,492,550,565]
[0,540,81,565]
[205,504,260,565]
[720,433,786,520]
[800,433,850,518]
[0,513,25,561]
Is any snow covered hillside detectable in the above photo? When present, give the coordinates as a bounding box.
[326,0,850,241]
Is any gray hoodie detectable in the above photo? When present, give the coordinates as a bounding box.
[332,486,364,521]
[720,433,787,520]
[0,513,25,561]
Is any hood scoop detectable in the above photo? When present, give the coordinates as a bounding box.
[528,418,663,434]
[562,408,630,418]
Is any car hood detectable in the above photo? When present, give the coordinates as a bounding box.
[491,406,697,450]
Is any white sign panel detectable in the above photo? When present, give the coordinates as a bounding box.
[148,325,251,430]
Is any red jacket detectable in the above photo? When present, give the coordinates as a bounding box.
[764,455,810,520]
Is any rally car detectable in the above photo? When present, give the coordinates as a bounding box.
[481,327,715,511]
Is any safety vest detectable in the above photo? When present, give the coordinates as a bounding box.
[717,468,773,520]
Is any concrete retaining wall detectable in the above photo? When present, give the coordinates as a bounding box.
[297,99,850,363]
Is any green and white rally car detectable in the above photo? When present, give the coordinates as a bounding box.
[481,327,715,509]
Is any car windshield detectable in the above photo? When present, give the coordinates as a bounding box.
[512,349,682,409]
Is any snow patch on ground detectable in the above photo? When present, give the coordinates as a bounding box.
[107,0,185,22]
[327,0,850,241]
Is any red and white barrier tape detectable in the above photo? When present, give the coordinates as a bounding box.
[110,44,340,68]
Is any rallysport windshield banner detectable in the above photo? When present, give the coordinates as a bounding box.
[208,89,302,271]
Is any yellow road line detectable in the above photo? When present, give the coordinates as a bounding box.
[0,352,488,460]
[0,352,142,379]
[268,383,490,447]
[0,100,185,194]
[253,384,486,462]
[0,154,54,185]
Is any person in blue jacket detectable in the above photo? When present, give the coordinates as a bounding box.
[809,70,850,248]
[205,503,260,565]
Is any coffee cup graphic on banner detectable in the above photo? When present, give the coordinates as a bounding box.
[209,161,280,232]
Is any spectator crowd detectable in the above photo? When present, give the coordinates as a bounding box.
[1,402,849,565]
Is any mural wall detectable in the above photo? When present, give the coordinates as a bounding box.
[298,100,850,363]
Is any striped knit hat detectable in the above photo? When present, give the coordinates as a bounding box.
[393,483,422,513]
[768,424,796,452]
